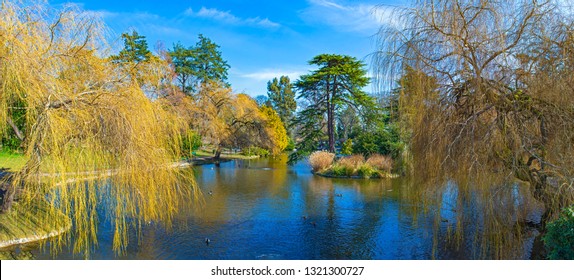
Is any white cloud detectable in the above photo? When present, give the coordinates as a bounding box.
[246,17,280,28]
[185,7,280,29]
[300,0,400,33]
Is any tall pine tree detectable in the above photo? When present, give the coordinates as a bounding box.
[266,76,296,131]
[290,54,374,162]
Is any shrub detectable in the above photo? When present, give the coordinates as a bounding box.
[181,131,202,158]
[330,164,347,176]
[357,164,377,178]
[352,125,403,158]
[329,163,355,176]
[543,205,574,259]
[242,146,270,157]
[341,139,353,155]
[308,151,335,172]
[366,154,393,173]
[285,137,296,151]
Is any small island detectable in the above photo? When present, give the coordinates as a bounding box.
[309,151,398,179]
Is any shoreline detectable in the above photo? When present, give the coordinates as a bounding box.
[0,202,71,254]
[313,171,400,179]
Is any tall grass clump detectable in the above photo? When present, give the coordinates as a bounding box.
[366,154,393,173]
[338,155,365,169]
[308,151,335,172]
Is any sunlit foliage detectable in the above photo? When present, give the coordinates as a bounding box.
[260,106,288,155]
[0,0,196,256]
[182,81,285,158]
[168,34,230,94]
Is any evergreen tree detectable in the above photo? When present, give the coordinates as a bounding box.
[192,34,230,86]
[169,42,196,94]
[168,35,230,93]
[290,54,374,162]
[111,30,152,64]
[267,76,296,130]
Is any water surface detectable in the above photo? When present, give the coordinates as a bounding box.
[27,156,541,259]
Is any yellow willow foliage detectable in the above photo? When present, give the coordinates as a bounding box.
[260,106,288,155]
[192,81,234,148]
[185,82,285,153]
[231,94,283,153]
[0,0,196,256]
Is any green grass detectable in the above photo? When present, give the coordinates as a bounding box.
[194,150,259,160]
[0,151,27,172]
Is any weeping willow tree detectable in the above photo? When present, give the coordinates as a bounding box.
[374,0,574,257]
[173,81,287,160]
[0,0,196,256]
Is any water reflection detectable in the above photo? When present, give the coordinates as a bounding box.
[21,155,541,259]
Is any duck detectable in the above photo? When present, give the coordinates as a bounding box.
[208,190,213,196]
[205,238,211,245]
[335,194,343,197]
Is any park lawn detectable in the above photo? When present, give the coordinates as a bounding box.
[0,151,27,172]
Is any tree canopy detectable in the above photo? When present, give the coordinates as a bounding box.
[267,76,296,131]
[168,42,196,94]
[290,54,375,162]
[191,34,230,87]
[110,30,153,64]
[169,81,286,159]
[168,35,230,94]
[0,1,195,256]
[374,0,574,221]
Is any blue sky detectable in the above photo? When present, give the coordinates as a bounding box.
[50,0,404,96]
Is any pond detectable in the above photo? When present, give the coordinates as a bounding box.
[25,155,542,259]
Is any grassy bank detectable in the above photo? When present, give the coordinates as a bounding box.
[0,151,27,172]
[193,150,259,160]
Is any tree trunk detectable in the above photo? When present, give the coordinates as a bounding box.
[328,103,335,153]
[0,178,15,213]
[329,76,339,153]
[214,146,222,167]
[326,75,336,153]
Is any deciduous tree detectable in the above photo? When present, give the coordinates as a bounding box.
[375,0,574,222]
[0,1,195,257]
